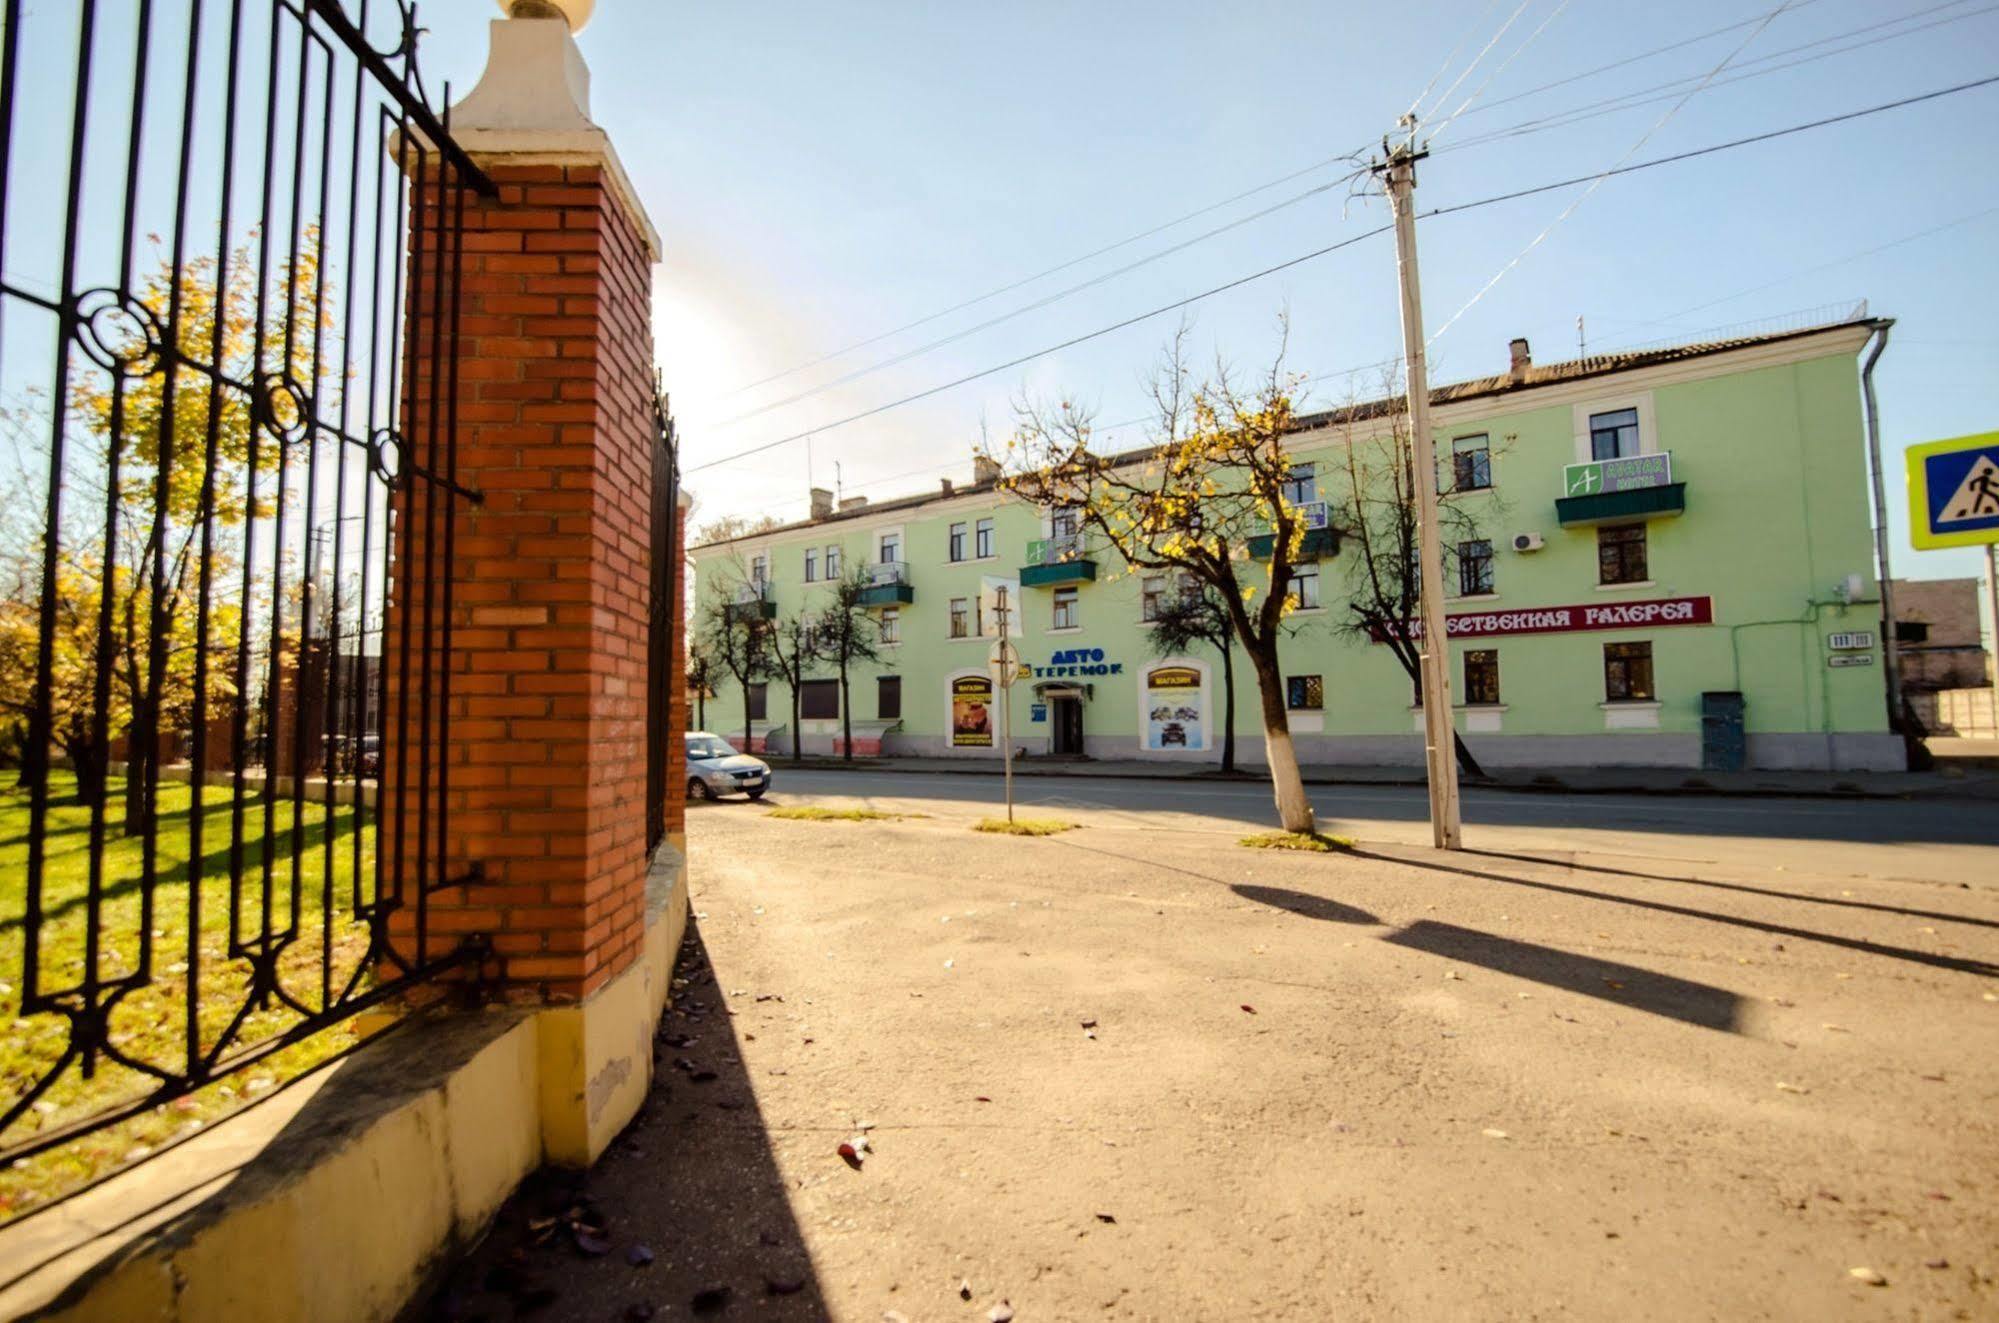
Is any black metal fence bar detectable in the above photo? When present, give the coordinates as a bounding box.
[0,0,495,1170]
[647,400,680,854]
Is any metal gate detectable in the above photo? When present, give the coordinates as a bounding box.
[0,0,495,1169]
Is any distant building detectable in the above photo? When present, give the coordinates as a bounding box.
[692,313,1902,771]
[1890,577,1992,691]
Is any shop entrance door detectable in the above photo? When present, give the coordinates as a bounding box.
[1050,695,1084,755]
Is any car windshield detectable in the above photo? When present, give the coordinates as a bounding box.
[685,736,738,760]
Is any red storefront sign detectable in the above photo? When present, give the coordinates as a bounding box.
[1368,595,1714,642]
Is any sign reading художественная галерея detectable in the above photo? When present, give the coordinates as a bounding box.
[1366,595,1714,643]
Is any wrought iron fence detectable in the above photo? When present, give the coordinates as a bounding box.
[646,397,679,854]
[0,0,496,1168]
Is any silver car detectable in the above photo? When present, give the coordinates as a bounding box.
[685,732,772,801]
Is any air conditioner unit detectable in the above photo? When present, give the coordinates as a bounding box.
[1512,533,1545,553]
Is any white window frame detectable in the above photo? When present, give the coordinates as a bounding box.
[949,596,971,639]
[1571,391,1659,464]
[824,543,842,578]
[879,605,900,645]
[803,547,818,583]
[1052,586,1079,630]
[948,522,967,562]
[974,516,995,560]
[1288,561,1321,611]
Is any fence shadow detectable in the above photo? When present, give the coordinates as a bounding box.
[429,922,829,1321]
[1382,918,1747,1032]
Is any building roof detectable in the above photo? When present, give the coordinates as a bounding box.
[692,312,1889,551]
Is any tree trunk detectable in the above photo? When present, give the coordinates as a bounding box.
[17,716,46,790]
[1247,645,1313,834]
[790,688,804,763]
[695,689,705,731]
[69,737,108,810]
[1218,640,1236,774]
[122,735,152,837]
[1384,643,1487,779]
[839,666,853,762]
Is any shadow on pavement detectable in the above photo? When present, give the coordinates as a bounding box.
[1230,884,1381,925]
[1358,849,1999,981]
[427,923,829,1322]
[1383,919,1747,1032]
[1475,848,1999,931]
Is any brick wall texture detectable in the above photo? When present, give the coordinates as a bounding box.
[386,159,664,1001]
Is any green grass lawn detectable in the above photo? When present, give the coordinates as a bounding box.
[0,772,380,1219]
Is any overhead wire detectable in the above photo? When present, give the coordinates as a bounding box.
[1422,0,1804,348]
[1437,0,1996,154]
[682,72,1999,477]
[1425,0,1579,144]
[703,165,1371,430]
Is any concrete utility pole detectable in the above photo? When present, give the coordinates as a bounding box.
[1987,544,1999,737]
[1376,126,1462,850]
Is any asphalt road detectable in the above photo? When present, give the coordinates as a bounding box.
[748,767,1999,888]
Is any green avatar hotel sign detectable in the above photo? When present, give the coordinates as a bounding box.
[1555,452,1686,527]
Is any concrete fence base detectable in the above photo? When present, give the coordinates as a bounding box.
[0,852,688,1323]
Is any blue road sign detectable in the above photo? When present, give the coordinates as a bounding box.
[1907,432,1999,550]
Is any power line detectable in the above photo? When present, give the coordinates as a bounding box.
[1438,0,1995,154]
[1423,0,1804,347]
[685,223,1396,473]
[1425,0,1579,143]
[711,149,1370,401]
[681,73,1999,478]
[701,0,1965,418]
[1451,0,1841,121]
[704,166,1370,430]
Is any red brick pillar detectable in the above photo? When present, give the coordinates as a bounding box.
[386,17,666,1005]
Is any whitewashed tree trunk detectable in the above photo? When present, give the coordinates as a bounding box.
[1261,720,1314,834]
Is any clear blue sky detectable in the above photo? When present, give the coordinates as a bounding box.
[26,0,1999,581]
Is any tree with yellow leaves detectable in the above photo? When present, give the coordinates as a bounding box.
[0,234,325,824]
[990,323,1323,834]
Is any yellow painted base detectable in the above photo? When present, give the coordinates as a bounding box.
[0,850,688,1323]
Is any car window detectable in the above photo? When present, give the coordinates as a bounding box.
[685,737,737,759]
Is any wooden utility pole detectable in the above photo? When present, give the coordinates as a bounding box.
[1376,125,1463,850]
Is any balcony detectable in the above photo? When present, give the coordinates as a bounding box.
[726,579,776,621]
[1248,500,1338,560]
[1021,533,1097,587]
[1555,452,1687,527]
[857,560,914,606]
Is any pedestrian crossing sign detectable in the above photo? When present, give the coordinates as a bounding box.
[1907,431,1999,550]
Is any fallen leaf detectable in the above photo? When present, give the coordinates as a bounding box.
[988,1305,1015,1323]
[838,1142,864,1169]
[974,1095,992,1103]
[1847,1267,1886,1286]
[1095,1212,1116,1224]
[959,1279,973,1300]
[1775,1081,1809,1094]
[1925,1258,1949,1270]
[1482,1128,1509,1139]
[1444,970,1463,981]
[1602,979,1626,991]
[766,1275,806,1296]
[692,1286,732,1314]
[1080,1018,1098,1029]
[1240,1004,1256,1015]
[626,1244,655,1267]
[573,1230,613,1257]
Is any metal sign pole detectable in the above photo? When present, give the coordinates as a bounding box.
[998,587,1015,823]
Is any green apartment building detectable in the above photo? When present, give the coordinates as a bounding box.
[690,314,1904,771]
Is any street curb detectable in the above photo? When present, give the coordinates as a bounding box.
[757,758,1994,802]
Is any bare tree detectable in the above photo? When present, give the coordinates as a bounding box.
[697,581,772,752]
[816,568,883,761]
[1321,377,1508,779]
[693,512,781,545]
[685,638,717,732]
[1144,577,1239,773]
[991,323,1322,834]
[765,612,818,765]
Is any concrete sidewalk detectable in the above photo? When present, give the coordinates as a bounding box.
[761,750,1999,802]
